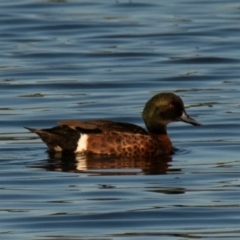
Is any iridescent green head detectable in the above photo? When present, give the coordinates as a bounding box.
[142,92,201,134]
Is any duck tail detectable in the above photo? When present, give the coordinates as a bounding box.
[25,127,39,133]
[25,126,80,152]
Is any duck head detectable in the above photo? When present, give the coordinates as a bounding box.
[142,92,201,134]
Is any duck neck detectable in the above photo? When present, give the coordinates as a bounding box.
[146,122,167,135]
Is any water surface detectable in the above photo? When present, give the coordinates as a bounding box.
[0,0,240,239]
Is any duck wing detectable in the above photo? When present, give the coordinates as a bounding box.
[58,119,148,134]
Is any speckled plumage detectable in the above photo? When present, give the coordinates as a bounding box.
[26,92,201,156]
[85,132,171,156]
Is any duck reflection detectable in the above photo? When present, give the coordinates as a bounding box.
[35,152,178,175]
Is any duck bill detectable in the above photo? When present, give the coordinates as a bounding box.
[179,111,202,126]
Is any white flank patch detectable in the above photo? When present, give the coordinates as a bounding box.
[76,134,88,153]
[54,146,62,151]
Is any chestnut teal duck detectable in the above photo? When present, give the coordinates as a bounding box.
[26,92,201,156]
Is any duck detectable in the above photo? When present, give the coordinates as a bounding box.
[26,92,201,157]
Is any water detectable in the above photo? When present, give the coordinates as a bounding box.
[0,0,240,239]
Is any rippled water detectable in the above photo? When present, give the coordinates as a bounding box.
[0,0,240,239]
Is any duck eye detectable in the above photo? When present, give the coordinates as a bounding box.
[168,103,174,108]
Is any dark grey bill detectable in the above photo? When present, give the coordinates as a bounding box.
[179,111,202,126]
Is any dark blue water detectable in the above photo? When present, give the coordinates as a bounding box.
[0,0,240,239]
